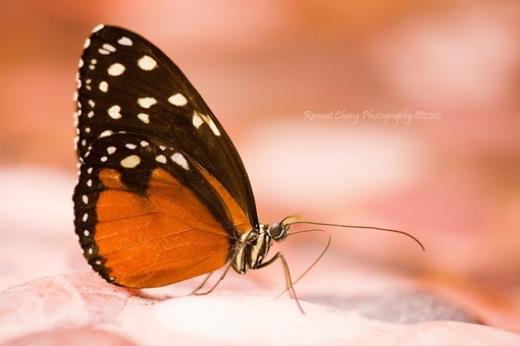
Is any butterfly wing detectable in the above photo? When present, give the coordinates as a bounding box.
[75,24,258,227]
[74,133,252,288]
[73,25,257,287]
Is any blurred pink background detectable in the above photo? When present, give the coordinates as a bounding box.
[0,0,519,342]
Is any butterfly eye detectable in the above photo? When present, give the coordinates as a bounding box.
[268,222,287,241]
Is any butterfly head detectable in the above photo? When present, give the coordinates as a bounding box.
[266,222,288,241]
[266,215,303,241]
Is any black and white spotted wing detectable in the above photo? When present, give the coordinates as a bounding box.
[74,24,258,227]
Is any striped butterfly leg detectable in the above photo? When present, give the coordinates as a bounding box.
[191,262,234,296]
[188,271,214,295]
[257,252,305,314]
[191,244,245,296]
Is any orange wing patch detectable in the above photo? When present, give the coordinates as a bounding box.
[94,168,248,288]
[192,161,252,234]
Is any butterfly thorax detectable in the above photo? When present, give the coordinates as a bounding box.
[231,222,287,274]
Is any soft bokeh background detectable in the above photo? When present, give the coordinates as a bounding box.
[1,0,519,342]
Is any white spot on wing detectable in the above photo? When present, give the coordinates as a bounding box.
[137,113,150,124]
[171,153,189,170]
[83,230,90,236]
[99,130,113,138]
[99,81,108,92]
[138,55,157,71]
[103,43,116,52]
[207,119,221,136]
[140,140,149,147]
[137,97,157,109]
[86,179,93,187]
[108,105,122,119]
[92,24,104,33]
[98,48,110,55]
[192,111,221,136]
[84,38,91,48]
[100,156,108,162]
[121,155,141,168]
[82,213,88,222]
[108,63,125,76]
[118,36,133,46]
[107,146,116,155]
[82,195,89,204]
[125,143,137,150]
[155,155,167,164]
[192,114,203,128]
[168,93,187,106]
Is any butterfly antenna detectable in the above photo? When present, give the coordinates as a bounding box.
[285,221,425,252]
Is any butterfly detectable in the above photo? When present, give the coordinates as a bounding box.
[73,24,298,292]
[73,25,424,310]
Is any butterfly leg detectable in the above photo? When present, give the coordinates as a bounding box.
[192,262,233,296]
[189,271,214,295]
[256,252,304,313]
